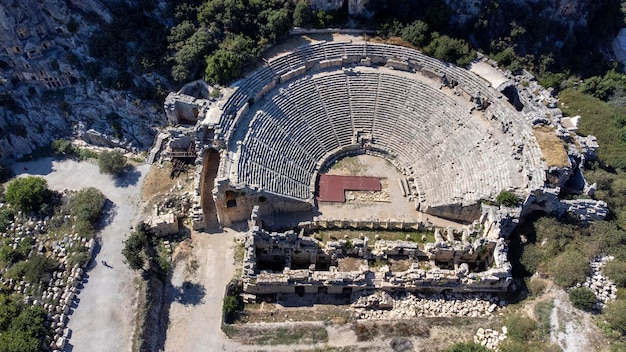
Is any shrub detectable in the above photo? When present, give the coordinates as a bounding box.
[520,244,544,276]
[528,277,548,296]
[604,299,626,335]
[569,287,597,311]
[504,313,536,341]
[67,251,91,268]
[496,190,519,207]
[447,342,489,352]
[98,150,127,175]
[67,187,106,224]
[223,294,238,315]
[5,177,51,212]
[603,260,626,287]
[122,227,148,271]
[0,208,14,232]
[51,139,75,156]
[549,249,590,287]
[7,254,58,284]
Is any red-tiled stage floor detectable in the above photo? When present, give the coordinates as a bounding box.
[316,175,381,202]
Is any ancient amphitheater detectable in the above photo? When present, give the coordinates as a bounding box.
[161,37,605,296]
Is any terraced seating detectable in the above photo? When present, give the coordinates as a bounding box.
[221,41,544,208]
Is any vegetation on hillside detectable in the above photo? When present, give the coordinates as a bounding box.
[0,177,107,349]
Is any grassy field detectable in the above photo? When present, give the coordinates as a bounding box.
[559,88,626,168]
[312,229,436,246]
[532,125,570,168]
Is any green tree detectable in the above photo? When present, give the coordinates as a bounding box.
[401,20,430,47]
[204,34,257,85]
[293,1,312,27]
[5,177,51,212]
[568,287,597,311]
[98,150,127,175]
[425,34,477,67]
[122,228,148,271]
[549,249,590,287]
[260,8,291,42]
[67,187,106,224]
[496,190,519,207]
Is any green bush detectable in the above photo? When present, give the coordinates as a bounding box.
[122,227,148,271]
[520,244,544,275]
[603,260,626,287]
[67,187,106,224]
[504,313,536,341]
[496,190,519,207]
[5,177,51,212]
[425,33,476,67]
[223,294,238,315]
[0,208,15,232]
[569,287,597,311]
[7,255,58,284]
[98,150,127,175]
[51,139,75,156]
[401,20,430,47]
[67,251,91,268]
[549,249,590,287]
[604,299,626,335]
[447,342,489,352]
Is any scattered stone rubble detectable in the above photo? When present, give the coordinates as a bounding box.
[474,326,507,350]
[0,199,95,351]
[579,255,618,310]
[351,290,506,319]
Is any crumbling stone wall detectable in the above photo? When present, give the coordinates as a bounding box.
[241,208,511,295]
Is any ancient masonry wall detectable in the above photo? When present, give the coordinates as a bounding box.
[241,207,512,295]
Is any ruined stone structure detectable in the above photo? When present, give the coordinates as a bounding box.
[161,37,608,295]
[162,39,605,238]
[242,207,512,295]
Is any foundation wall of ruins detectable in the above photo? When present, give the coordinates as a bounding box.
[214,182,313,225]
[422,203,484,224]
[242,228,511,295]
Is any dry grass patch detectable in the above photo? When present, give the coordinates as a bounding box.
[224,324,328,345]
[313,230,435,246]
[141,162,188,200]
[533,126,570,168]
[368,36,418,49]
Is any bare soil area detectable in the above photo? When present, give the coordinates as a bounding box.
[319,155,463,228]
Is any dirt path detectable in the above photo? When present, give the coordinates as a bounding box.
[10,158,149,352]
[550,289,610,352]
[163,230,238,351]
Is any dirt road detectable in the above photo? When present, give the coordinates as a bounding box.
[163,231,237,351]
[10,158,149,352]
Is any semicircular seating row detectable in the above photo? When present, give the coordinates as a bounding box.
[235,69,524,207]
[220,41,545,206]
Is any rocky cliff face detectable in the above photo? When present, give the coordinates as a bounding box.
[0,0,162,159]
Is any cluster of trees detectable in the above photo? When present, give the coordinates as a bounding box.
[0,295,48,352]
[168,0,296,84]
